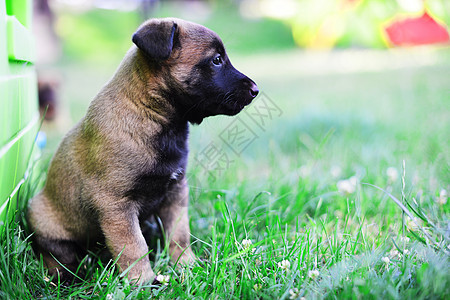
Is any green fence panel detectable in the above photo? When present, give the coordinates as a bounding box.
[0,0,39,227]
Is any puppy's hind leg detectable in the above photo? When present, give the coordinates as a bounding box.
[33,235,85,283]
[27,193,85,283]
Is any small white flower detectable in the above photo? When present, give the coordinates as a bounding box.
[156,274,170,286]
[289,288,299,299]
[106,294,113,300]
[400,236,410,243]
[403,249,410,255]
[390,248,400,259]
[386,167,399,183]
[337,176,357,195]
[308,269,319,280]
[381,256,391,270]
[278,259,291,271]
[438,189,447,205]
[242,239,252,249]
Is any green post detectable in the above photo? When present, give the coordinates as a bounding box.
[6,0,32,29]
[0,0,39,227]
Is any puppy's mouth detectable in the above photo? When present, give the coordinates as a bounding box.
[220,98,252,116]
[185,80,259,123]
[221,82,259,115]
[234,98,253,111]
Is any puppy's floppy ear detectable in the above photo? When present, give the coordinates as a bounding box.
[132,20,178,61]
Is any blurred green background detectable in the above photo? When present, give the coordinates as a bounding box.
[51,0,450,63]
[39,0,450,127]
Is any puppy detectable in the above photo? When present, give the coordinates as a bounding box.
[27,18,258,284]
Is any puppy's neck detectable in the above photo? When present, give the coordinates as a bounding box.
[110,48,181,126]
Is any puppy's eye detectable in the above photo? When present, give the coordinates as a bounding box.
[212,55,223,66]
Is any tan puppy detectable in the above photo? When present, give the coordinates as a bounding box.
[27,18,258,284]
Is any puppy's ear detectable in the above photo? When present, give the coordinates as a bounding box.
[132,20,178,61]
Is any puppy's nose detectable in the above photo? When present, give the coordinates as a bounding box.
[249,82,259,98]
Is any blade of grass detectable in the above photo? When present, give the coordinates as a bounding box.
[362,183,448,255]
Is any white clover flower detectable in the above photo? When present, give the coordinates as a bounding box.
[386,167,399,183]
[289,288,299,299]
[337,176,358,195]
[278,259,291,271]
[381,256,391,270]
[400,236,410,243]
[349,176,358,186]
[106,294,114,300]
[242,239,252,249]
[156,274,170,286]
[390,248,400,259]
[438,189,447,205]
[308,269,319,280]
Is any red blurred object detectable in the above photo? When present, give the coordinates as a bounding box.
[385,12,450,46]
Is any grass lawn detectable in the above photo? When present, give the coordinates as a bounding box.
[1,47,449,299]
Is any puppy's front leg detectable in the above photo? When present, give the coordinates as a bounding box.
[158,178,196,265]
[100,207,155,283]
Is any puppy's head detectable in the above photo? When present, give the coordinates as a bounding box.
[132,18,259,124]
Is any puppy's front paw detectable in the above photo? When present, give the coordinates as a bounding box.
[127,264,156,285]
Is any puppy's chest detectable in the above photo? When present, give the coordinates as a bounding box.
[154,123,189,178]
[126,124,189,206]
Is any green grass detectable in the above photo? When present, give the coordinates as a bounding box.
[1,48,449,299]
